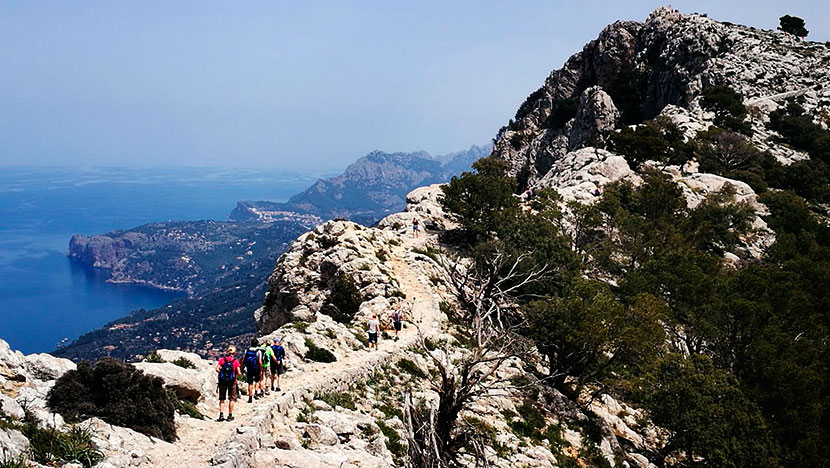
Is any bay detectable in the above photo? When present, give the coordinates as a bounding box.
[0,166,319,354]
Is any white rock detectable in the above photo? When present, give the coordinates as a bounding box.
[305,423,339,446]
[0,428,29,459]
[24,353,76,381]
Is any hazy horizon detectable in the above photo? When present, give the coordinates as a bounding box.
[2,1,827,171]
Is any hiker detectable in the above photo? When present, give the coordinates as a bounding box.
[258,340,271,396]
[412,217,420,238]
[391,305,404,342]
[243,338,263,403]
[367,314,380,350]
[215,345,240,422]
[593,187,601,197]
[270,338,286,392]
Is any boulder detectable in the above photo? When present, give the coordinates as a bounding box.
[24,353,76,380]
[0,339,28,383]
[305,423,339,446]
[0,428,29,459]
[535,147,641,202]
[133,362,211,403]
[354,296,392,327]
[0,394,25,420]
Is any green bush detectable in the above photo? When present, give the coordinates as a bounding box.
[21,423,104,468]
[172,395,203,420]
[505,400,546,441]
[397,358,427,379]
[304,339,337,363]
[609,118,691,166]
[544,96,580,128]
[700,85,751,134]
[778,15,808,37]
[145,350,165,363]
[318,391,356,410]
[47,358,177,442]
[327,275,363,323]
[376,419,406,460]
[171,357,196,369]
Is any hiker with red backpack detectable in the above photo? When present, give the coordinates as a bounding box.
[243,338,263,403]
[215,345,241,422]
[270,338,286,392]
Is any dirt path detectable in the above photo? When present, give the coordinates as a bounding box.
[147,230,440,467]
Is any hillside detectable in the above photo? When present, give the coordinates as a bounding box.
[4,7,829,468]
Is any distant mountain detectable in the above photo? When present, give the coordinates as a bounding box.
[230,144,491,226]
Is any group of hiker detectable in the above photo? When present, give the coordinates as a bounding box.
[214,337,286,422]
[214,217,418,421]
[214,303,408,421]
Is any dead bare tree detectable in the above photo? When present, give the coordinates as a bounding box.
[403,245,547,468]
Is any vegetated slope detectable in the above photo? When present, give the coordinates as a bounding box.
[230,145,491,226]
[56,222,311,362]
[68,219,316,295]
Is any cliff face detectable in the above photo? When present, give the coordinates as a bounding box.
[492,6,829,187]
[231,144,491,226]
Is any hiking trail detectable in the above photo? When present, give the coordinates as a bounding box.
[149,230,442,467]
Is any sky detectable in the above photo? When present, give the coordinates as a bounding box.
[1,1,827,171]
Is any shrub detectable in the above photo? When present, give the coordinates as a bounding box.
[376,419,406,460]
[375,402,403,420]
[21,423,104,468]
[544,96,580,128]
[505,400,546,441]
[318,391,356,410]
[779,15,808,37]
[47,359,177,442]
[172,395,203,420]
[609,118,691,166]
[145,350,165,363]
[171,357,196,369]
[305,339,337,363]
[327,275,363,324]
[397,358,427,379]
[700,85,751,134]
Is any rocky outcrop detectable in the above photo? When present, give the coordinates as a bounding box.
[569,86,620,150]
[534,147,640,202]
[255,220,403,333]
[492,6,830,187]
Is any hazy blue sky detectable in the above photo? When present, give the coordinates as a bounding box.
[1,1,826,170]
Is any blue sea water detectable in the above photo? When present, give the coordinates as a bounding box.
[0,166,319,354]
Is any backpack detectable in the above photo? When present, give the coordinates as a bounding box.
[218,357,236,384]
[244,348,260,373]
[270,345,284,367]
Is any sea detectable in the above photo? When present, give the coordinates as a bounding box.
[0,166,319,355]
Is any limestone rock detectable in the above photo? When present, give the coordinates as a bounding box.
[535,147,641,202]
[0,428,29,459]
[0,339,28,384]
[133,361,212,403]
[305,423,339,446]
[569,86,620,150]
[24,353,76,381]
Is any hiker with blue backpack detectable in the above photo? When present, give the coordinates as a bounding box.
[243,338,263,403]
[215,345,241,422]
[270,338,286,392]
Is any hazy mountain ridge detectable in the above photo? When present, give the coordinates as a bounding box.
[230,144,491,225]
